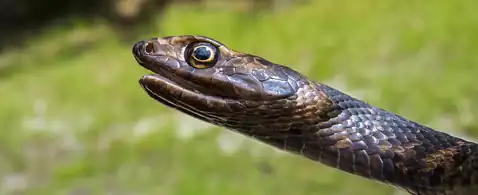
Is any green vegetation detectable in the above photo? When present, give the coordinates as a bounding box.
[1,1,477,194]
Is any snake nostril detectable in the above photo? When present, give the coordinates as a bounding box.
[145,41,155,54]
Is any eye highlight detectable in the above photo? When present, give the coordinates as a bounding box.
[187,43,218,68]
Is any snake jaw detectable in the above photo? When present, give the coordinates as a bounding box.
[139,74,237,118]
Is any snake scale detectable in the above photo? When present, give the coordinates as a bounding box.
[131,35,478,195]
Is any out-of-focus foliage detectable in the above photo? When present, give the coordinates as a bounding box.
[0,0,277,48]
[0,0,477,194]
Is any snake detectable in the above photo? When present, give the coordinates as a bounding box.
[131,35,478,195]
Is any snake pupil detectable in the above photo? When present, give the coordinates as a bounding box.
[193,46,212,61]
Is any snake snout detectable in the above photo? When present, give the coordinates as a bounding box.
[133,39,174,68]
[132,40,147,64]
[133,41,145,54]
[132,39,164,57]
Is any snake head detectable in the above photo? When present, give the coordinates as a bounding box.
[133,35,305,101]
[132,36,317,116]
[132,35,334,130]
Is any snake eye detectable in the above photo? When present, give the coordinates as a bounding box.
[187,43,218,68]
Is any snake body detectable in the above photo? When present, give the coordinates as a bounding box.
[132,35,478,195]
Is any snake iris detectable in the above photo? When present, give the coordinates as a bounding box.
[132,35,478,195]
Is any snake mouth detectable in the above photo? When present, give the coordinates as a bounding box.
[133,40,237,119]
[140,74,230,123]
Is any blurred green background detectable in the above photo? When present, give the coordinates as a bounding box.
[1,0,478,194]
